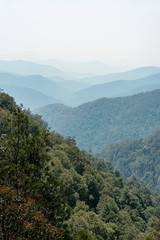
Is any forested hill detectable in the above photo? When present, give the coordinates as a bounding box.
[1,92,160,240]
[99,129,160,192]
[36,89,160,152]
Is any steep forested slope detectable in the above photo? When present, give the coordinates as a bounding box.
[36,90,160,152]
[99,130,160,192]
[1,92,160,240]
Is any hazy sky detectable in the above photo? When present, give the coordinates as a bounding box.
[0,0,160,66]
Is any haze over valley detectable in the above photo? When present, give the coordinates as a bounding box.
[1,0,160,239]
[1,60,160,109]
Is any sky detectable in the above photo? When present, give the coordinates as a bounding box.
[0,0,160,67]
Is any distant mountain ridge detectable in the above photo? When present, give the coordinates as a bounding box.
[38,59,131,75]
[0,60,73,79]
[80,66,160,84]
[0,61,160,83]
[35,89,160,152]
[1,61,160,110]
[0,72,65,97]
[2,85,59,109]
[67,72,160,106]
[0,72,91,109]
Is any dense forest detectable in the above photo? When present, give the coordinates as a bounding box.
[0,92,160,239]
[36,89,160,152]
[99,130,160,192]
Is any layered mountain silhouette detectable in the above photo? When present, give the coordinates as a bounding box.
[67,72,160,106]
[80,66,160,84]
[2,85,59,109]
[0,60,72,79]
[0,73,88,108]
[1,62,160,110]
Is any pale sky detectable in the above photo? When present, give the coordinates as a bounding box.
[0,0,160,67]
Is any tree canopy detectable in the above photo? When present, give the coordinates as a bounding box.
[0,92,160,240]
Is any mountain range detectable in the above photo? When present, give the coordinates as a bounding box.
[80,66,160,84]
[67,72,160,106]
[0,60,73,79]
[1,60,160,239]
[1,91,160,240]
[35,89,160,152]
[1,85,59,109]
[0,73,89,109]
[38,59,131,75]
[1,60,160,110]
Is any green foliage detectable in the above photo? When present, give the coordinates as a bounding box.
[68,207,115,240]
[77,229,93,240]
[0,108,10,135]
[0,185,64,240]
[0,92,160,240]
[97,195,119,223]
[0,108,49,196]
[0,92,16,112]
[145,231,160,240]
[0,100,71,238]
[36,89,160,152]
[48,133,160,239]
[100,130,160,191]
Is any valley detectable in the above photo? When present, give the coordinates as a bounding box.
[1,60,160,240]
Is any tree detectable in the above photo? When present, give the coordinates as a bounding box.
[0,92,16,113]
[0,108,49,197]
[0,108,71,238]
[0,185,64,240]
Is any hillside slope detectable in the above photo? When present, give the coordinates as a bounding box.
[35,89,160,152]
[99,130,160,192]
[1,92,160,240]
